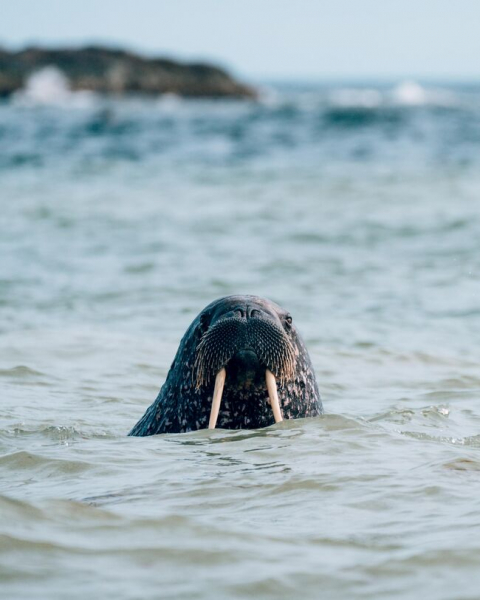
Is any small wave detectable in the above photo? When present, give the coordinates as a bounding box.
[9,425,84,442]
[399,430,466,446]
[0,494,45,521]
[463,435,480,448]
[0,424,116,445]
[0,451,92,474]
[443,458,480,471]
[0,365,46,379]
[0,494,121,526]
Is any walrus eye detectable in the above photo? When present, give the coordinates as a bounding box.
[284,314,292,329]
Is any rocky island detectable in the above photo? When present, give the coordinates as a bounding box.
[0,46,256,99]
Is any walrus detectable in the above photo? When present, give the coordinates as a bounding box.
[129,295,323,436]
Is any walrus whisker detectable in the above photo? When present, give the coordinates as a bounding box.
[208,368,226,429]
[265,369,283,423]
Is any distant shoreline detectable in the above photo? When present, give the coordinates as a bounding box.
[0,45,257,99]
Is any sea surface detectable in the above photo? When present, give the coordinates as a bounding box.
[1,76,480,599]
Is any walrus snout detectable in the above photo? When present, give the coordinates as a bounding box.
[194,312,295,389]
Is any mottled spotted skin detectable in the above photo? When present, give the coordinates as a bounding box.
[129,295,323,436]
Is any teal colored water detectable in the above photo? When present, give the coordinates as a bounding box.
[1,82,480,599]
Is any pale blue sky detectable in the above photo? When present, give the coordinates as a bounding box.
[2,0,479,80]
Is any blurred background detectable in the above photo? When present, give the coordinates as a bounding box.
[2,2,480,599]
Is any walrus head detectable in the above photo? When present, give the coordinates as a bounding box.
[193,296,297,427]
[129,295,322,436]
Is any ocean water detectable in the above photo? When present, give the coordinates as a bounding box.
[1,79,480,599]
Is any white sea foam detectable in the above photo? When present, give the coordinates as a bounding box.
[392,80,428,105]
[392,80,458,107]
[327,81,460,110]
[14,66,96,108]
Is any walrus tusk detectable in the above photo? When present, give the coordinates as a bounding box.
[208,368,226,429]
[266,369,283,423]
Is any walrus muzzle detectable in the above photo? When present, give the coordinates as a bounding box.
[194,315,296,429]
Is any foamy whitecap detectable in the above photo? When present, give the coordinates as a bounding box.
[393,80,460,107]
[392,80,428,105]
[14,66,96,108]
